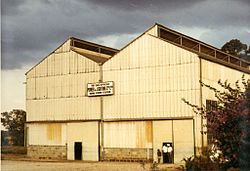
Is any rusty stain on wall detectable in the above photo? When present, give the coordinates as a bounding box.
[146,121,152,144]
[136,121,153,148]
[136,123,143,148]
[47,124,61,143]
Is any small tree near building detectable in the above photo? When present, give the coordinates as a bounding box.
[1,109,26,146]
[182,76,250,170]
[221,39,250,60]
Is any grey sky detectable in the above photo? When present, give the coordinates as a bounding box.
[1,0,250,70]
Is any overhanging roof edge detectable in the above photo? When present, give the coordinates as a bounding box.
[156,23,250,65]
[148,33,250,74]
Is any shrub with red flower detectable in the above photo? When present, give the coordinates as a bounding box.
[182,76,250,170]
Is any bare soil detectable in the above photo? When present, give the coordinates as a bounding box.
[1,154,182,171]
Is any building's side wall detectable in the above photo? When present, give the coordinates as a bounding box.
[26,123,67,159]
[67,122,99,161]
[26,50,100,121]
[201,59,250,100]
[201,59,250,146]
[103,34,200,120]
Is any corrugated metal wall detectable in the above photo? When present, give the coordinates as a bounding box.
[153,120,172,163]
[27,123,66,145]
[103,33,200,119]
[67,122,99,161]
[104,121,152,148]
[201,59,250,102]
[200,59,250,147]
[28,122,99,161]
[173,120,194,163]
[152,120,194,163]
[146,25,158,36]
[54,39,71,53]
[26,45,101,121]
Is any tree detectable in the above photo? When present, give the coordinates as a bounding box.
[1,130,11,146]
[182,76,250,170]
[221,39,250,60]
[1,109,26,146]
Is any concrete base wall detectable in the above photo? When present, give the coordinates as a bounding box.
[27,145,67,160]
[103,148,153,162]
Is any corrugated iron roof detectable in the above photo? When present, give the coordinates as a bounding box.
[26,23,250,75]
[155,23,250,74]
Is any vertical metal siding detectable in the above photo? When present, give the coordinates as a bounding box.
[103,34,200,119]
[104,121,152,148]
[67,122,99,161]
[26,78,35,100]
[201,59,250,103]
[173,120,194,163]
[26,47,100,121]
[54,39,71,53]
[152,120,194,163]
[27,123,66,145]
[27,97,101,121]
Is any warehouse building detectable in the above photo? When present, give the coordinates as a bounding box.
[25,23,250,163]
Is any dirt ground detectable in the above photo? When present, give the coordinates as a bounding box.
[1,155,183,171]
[1,160,183,171]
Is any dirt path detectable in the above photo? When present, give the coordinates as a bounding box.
[1,160,182,171]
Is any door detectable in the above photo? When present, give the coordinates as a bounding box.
[162,142,173,163]
[74,142,82,160]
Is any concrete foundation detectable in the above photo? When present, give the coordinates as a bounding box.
[27,145,67,160]
[103,148,153,162]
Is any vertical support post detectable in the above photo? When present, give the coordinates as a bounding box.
[193,119,196,156]
[171,120,174,163]
[99,63,104,161]
[199,58,204,150]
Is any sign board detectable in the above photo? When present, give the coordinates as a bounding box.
[87,81,114,97]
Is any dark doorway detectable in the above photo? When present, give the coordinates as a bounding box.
[162,142,173,163]
[74,142,82,160]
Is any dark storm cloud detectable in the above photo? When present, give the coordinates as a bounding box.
[1,0,27,16]
[1,0,250,70]
[84,0,203,11]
